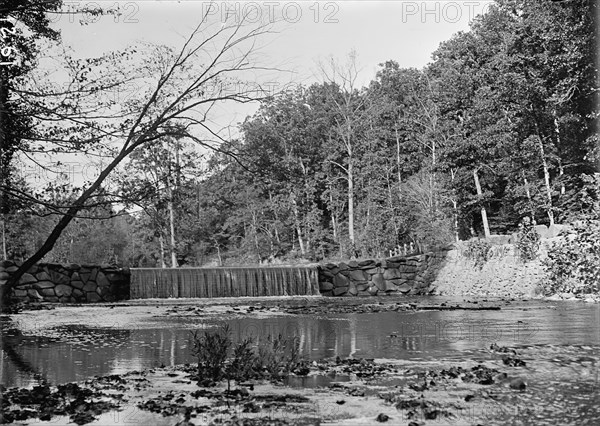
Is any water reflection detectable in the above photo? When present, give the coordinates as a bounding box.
[1,301,598,388]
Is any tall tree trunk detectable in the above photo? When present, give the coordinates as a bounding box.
[395,126,402,191]
[159,233,166,268]
[1,217,6,259]
[537,137,555,226]
[386,177,399,241]
[348,159,355,248]
[473,168,490,238]
[452,199,459,242]
[522,171,535,219]
[168,194,178,267]
[553,111,565,196]
[213,238,222,266]
[251,210,260,262]
[291,196,305,256]
[450,169,459,242]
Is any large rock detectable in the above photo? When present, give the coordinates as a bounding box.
[86,292,102,302]
[333,286,348,296]
[383,269,402,280]
[49,270,70,285]
[319,282,334,291]
[322,264,340,275]
[79,271,91,284]
[55,284,73,297]
[19,273,37,285]
[382,280,398,292]
[356,283,370,292]
[0,271,9,280]
[368,286,379,295]
[320,269,335,279]
[72,289,85,301]
[34,281,56,290]
[71,280,84,289]
[27,289,43,300]
[364,267,380,275]
[338,263,349,271]
[397,283,412,293]
[96,272,110,288]
[348,260,359,268]
[347,284,358,296]
[35,271,51,281]
[342,269,368,282]
[358,259,376,268]
[372,273,386,290]
[14,289,27,298]
[83,281,97,292]
[333,274,350,288]
[39,288,56,297]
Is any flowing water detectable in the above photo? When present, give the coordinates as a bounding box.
[130,266,320,299]
[1,298,598,423]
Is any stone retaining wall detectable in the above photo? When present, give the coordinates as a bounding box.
[318,251,448,297]
[431,243,547,298]
[0,260,130,303]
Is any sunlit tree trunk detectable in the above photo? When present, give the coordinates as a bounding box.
[1,218,6,259]
[473,168,490,238]
[159,233,166,268]
[553,111,566,196]
[291,196,305,256]
[522,171,535,220]
[450,168,459,242]
[536,137,555,226]
[168,191,178,268]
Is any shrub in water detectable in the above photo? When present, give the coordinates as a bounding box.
[192,325,232,385]
[542,220,600,295]
[191,325,303,387]
[255,334,301,379]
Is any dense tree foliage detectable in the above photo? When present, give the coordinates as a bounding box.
[3,0,597,266]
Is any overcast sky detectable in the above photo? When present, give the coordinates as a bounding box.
[28,0,493,187]
[55,1,493,83]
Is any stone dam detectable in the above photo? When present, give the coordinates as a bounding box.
[1,251,446,303]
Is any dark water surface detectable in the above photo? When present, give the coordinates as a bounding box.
[1,298,598,423]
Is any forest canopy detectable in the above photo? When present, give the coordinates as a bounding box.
[2,0,598,267]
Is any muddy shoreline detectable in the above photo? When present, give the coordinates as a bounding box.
[2,296,599,425]
[1,347,542,425]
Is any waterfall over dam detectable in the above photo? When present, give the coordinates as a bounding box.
[130,266,320,299]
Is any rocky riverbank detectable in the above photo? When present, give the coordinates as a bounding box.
[0,349,546,425]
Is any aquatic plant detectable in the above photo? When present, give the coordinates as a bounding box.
[191,325,304,387]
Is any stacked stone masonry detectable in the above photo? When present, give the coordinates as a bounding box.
[1,260,130,303]
[1,252,447,303]
[318,252,447,297]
